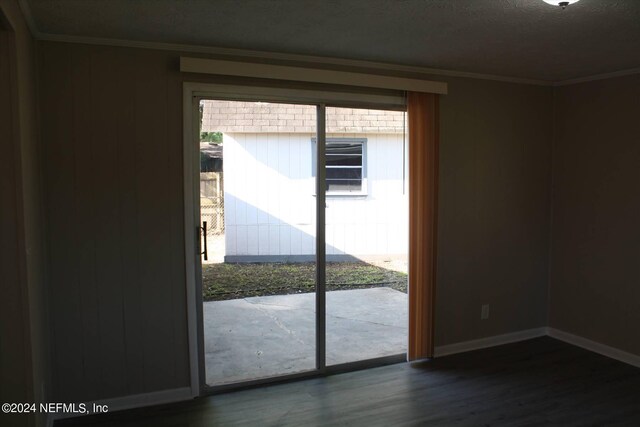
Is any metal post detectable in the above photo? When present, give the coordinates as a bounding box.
[315,104,327,371]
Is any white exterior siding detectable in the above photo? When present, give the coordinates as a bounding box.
[224,132,407,261]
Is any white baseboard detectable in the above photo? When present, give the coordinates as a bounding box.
[434,326,640,370]
[434,327,548,357]
[46,386,192,426]
[548,327,640,369]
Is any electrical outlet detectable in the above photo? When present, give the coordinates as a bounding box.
[481,304,490,320]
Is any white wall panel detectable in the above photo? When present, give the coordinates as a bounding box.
[258,225,269,255]
[268,225,280,254]
[279,225,291,256]
[247,225,259,254]
[245,134,259,224]
[224,132,407,259]
[225,225,237,255]
[290,228,302,255]
[300,225,314,255]
[236,225,248,255]
[256,134,270,225]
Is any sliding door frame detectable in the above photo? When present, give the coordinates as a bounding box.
[315,104,327,371]
[183,82,407,397]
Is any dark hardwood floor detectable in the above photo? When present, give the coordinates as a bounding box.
[57,337,640,426]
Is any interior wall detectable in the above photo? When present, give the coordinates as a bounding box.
[550,74,640,356]
[0,18,31,427]
[435,76,553,346]
[0,1,47,426]
[38,40,553,402]
[38,42,190,402]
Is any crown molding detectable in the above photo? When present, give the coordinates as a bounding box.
[35,32,554,87]
[553,67,640,86]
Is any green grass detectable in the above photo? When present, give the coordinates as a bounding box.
[202,262,407,301]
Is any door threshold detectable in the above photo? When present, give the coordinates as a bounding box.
[202,353,407,396]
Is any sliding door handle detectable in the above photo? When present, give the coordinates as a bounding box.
[199,221,208,261]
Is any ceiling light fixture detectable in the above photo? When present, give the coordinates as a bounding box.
[542,0,581,9]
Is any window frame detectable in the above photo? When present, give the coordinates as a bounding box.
[312,137,368,197]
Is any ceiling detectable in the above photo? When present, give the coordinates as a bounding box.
[24,0,640,82]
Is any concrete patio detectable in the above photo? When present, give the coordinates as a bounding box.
[203,287,407,385]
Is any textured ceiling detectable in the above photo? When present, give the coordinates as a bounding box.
[25,0,640,82]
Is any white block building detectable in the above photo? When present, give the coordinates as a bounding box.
[201,101,408,262]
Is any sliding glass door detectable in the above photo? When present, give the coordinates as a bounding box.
[324,107,408,366]
[195,95,408,390]
[199,100,317,386]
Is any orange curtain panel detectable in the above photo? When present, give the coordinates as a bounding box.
[407,91,439,361]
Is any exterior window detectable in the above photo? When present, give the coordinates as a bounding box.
[312,138,367,195]
[325,141,364,193]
